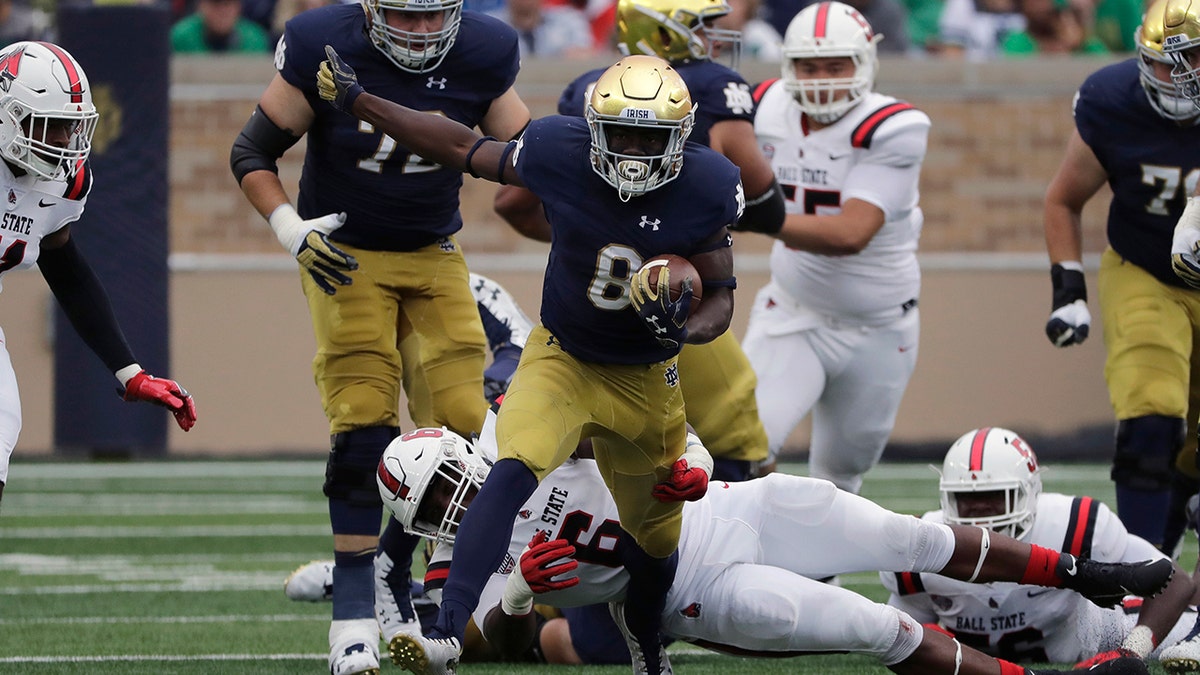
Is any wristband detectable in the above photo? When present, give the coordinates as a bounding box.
[1049,262,1086,309]
[500,566,535,616]
[1121,625,1155,658]
[267,203,306,256]
[115,363,142,387]
[680,432,714,478]
[465,136,496,179]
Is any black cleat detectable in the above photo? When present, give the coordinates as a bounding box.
[1055,554,1173,608]
[1032,656,1149,674]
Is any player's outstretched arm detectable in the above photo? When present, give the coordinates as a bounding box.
[38,229,196,431]
[318,46,525,188]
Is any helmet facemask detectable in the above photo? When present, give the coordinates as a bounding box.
[1163,0,1200,109]
[781,1,880,124]
[1137,0,1199,122]
[618,0,741,68]
[0,42,97,181]
[363,0,464,74]
[376,428,490,544]
[937,427,1043,541]
[587,55,695,202]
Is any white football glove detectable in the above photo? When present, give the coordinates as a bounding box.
[268,204,358,295]
[1046,299,1091,348]
[1172,196,1200,289]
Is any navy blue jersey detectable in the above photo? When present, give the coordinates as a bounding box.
[1075,59,1200,287]
[557,60,754,148]
[514,116,741,364]
[278,5,520,251]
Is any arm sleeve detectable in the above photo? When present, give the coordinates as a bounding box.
[37,237,137,374]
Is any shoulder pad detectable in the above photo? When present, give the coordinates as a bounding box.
[850,102,926,149]
[61,160,91,201]
[1060,496,1099,558]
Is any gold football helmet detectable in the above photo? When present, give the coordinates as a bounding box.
[1163,0,1200,106]
[362,0,464,74]
[1139,0,1198,121]
[586,55,696,201]
[617,0,742,68]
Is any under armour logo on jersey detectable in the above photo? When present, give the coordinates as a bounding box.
[723,82,754,116]
[639,216,660,231]
[427,77,448,90]
[665,363,679,387]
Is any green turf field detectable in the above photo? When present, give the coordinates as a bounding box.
[1,458,1193,674]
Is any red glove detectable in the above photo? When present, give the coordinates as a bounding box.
[1072,648,1139,670]
[652,458,710,502]
[519,530,579,594]
[123,370,197,432]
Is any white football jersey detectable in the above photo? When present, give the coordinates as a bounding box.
[0,160,87,293]
[881,492,1168,662]
[754,84,929,320]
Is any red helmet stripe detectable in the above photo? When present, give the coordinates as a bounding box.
[36,42,84,104]
[968,427,991,471]
[813,2,832,38]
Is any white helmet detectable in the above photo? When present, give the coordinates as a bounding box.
[376,427,490,544]
[362,0,464,74]
[780,1,880,124]
[1137,0,1198,122]
[938,427,1043,541]
[0,41,97,181]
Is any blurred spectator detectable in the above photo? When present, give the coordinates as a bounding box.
[764,0,910,52]
[902,0,945,53]
[1093,0,1142,51]
[937,0,1026,59]
[1000,0,1108,54]
[496,0,596,57]
[716,0,782,61]
[171,0,273,52]
[0,0,52,43]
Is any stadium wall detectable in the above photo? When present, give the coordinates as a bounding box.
[12,55,1126,461]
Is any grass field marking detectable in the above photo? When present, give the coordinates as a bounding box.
[0,654,327,663]
[0,524,330,539]
[5,493,325,516]
[0,613,322,626]
[9,461,326,479]
[0,579,289,595]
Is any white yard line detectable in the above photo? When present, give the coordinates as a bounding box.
[0,654,326,663]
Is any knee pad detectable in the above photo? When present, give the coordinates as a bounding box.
[1112,416,1185,492]
[880,607,924,666]
[324,425,402,506]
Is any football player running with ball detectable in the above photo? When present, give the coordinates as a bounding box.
[229,0,531,672]
[735,1,930,494]
[0,42,196,510]
[319,51,741,675]
[493,0,783,484]
[379,423,1172,675]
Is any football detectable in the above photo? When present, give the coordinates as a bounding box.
[640,254,703,315]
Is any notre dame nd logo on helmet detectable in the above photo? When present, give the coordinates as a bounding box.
[90,84,120,156]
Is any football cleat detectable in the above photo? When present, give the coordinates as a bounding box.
[1160,618,1200,673]
[389,632,461,675]
[1031,656,1149,674]
[376,550,422,642]
[328,618,381,675]
[609,601,673,675]
[1055,554,1173,608]
[284,559,334,602]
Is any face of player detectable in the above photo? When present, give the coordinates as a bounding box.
[415,472,478,535]
[385,8,447,39]
[790,56,855,102]
[23,116,76,167]
[952,490,1007,520]
[605,126,669,157]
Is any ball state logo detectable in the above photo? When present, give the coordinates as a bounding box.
[0,46,24,93]
[679,602,701,619]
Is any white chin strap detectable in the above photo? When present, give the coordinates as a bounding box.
[966,527,991,583]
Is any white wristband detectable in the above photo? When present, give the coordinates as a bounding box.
[267,203,306,256]
[500,567,534,616]
[114,363,143,387]
[680,432,714,478]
